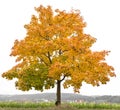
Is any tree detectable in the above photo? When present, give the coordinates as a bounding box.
[2,5,115,105]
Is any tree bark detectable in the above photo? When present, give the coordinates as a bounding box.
[55,80,61,106]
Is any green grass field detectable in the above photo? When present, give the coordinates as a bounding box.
[0,102,120,110]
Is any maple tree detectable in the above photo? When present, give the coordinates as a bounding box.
[2,5,115,105]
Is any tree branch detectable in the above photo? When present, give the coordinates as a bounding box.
[60,75,66,82]
[47,52,52,64]
[40,57,48,66]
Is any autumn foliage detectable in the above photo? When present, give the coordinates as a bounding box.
[2,5,115,98]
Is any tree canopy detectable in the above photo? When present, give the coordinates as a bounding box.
[2,5,115,104]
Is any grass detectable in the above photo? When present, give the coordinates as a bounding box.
[0,101,120,110]
[71,102,120,109]
[0,101,54,108]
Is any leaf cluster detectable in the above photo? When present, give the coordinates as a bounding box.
[2,5,115,92]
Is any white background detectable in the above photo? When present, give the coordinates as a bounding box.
[0,0,120,95]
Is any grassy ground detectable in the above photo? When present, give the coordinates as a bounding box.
[0,102,120,110]
[0,106,78,110]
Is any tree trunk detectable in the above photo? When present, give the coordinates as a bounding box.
[55,80,61,106]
